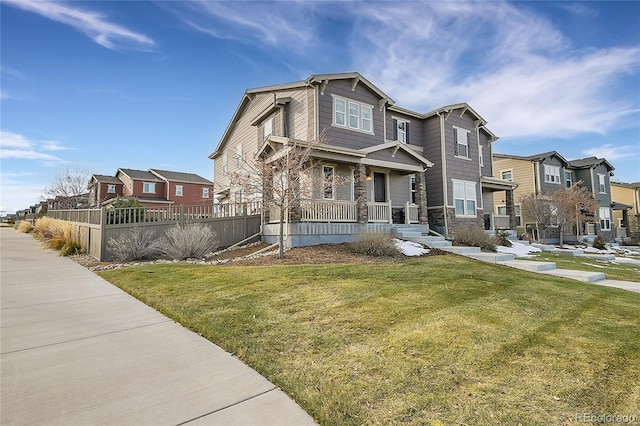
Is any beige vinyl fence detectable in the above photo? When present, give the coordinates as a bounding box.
[47,203,262,261]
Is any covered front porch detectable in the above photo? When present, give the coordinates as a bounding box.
[481,176,519,232]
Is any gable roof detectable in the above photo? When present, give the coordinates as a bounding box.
[358,140,434,168]
[493,151,570,166]
[89,174,122,185]
[569,156,615,171]
[117,168,163,182]
[149,169,213,185]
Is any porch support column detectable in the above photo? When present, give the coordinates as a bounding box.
[622,210,629,237]
[505,189,516,229]
[416,171,428,224]
[262,165,273,225]
[355,164,368,224]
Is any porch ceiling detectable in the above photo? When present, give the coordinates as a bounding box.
[481,176,518,191]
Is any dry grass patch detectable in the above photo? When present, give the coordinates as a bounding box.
[99,254,640,425]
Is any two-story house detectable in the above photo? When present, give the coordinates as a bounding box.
[492,152,616,242]
[210,72,515,247]
[88,168,214,207]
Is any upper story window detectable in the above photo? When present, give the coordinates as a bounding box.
[143,182,156,194]
[453,179,476,217]
[598,174,606,193]
[565,171,573,188]
[393,119,410,143]
[202,188,210,198]
[263,118,273,140]
[107,184,116,193]
[599,207,611,230]
[544,164,561,184]
[453,127,470,159]
[479,146,484,167]
[501,170,513,181]
[176,185,183,196]
[333,96,374,134]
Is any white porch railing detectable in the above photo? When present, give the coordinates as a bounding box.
[405,202,419,224]
[301,199,357,222]
[368,201,392,223]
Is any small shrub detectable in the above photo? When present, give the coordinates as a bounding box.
[592,236,606,250]
[107,226,160,262]
[493,231,512,248]
[452,225,496,252]
[16,221,34,233]
[60,242,82,256]
[348,232,400,257]
[155,223,219,260]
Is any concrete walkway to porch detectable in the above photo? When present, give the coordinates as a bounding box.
[0,227,317,425]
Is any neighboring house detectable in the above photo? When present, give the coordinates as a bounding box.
[210,72,515,246]
[87,169,214,207]
[492,152,616,242]
[88,175,124,207]
[611,181,640,238]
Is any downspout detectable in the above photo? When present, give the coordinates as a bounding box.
[437,111,449,234]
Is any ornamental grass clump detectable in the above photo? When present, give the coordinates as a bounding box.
[452,225,497,252]
[16,220,34,233]
[33,216,81,256]
[106,226,160,262]
[155,223,219,260]
[348,231,400,257]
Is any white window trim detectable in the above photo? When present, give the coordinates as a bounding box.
[392,117,410,144]
[410,175,417,204]
[544,164,561,184]
[452,179,477,217]
[202,187,210,198]
[175,185,183,196]
[599,207,611,230]
[323,165,335,200]
[107,184,116,193]
[332,94,374,134]
[565,171,573,188]
[598,173,606,194]
[453,126,470,159]
[143,182,156,194]
[500,169,513,182]
[479,145,484,167]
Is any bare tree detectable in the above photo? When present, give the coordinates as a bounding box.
[550,181,599,246]
[520,182,599,245]
[230,133,343,259]
[43,166,90,209]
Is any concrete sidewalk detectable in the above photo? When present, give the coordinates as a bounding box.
[0,228,317,425]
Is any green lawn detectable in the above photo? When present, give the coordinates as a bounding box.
[98,256,640,425]
[530,251,640,282]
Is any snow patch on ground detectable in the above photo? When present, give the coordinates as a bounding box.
[497,241,542,257]
[394,239,430,256]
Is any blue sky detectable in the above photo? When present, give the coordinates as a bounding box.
[1,0,639,214]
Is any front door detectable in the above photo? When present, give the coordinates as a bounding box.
[373,172,386,202]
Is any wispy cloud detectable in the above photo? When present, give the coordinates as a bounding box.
[582,144,638,161]
[166,1,317,54]
[0,130,70,162]
[3,0,155,51]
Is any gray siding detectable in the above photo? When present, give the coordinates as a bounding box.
[479,131,493,177]
[387,111,424,148]
[422,116,444,207]
[538,157,566,192]
[318,79,385,149]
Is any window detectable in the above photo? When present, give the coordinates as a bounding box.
[333,96,373,133]
[202,188,210,198]
[222,153,228,176]
[143,182,155,193]
[565,171,573,188]
[394,119,409,143]
[129,181,133,192]
[479,145,484,167]
[598,174,606,193]
[599,207,611,230]
[454,127,469,158]
[334,98,346,126]
[107,184,116,193]
[544,164,561,184]
[236,145,243,166]
[497,205,522,226]
[501,170,513,181]
[176,185,183,196]
[263,118,273,140]
[453,180,476,217]
[323,166,334,200]
[618,218,625,228]
[410,175,416,204]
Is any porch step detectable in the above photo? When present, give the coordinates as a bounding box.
[540,269,606,283]
[440,246,481,254]
[405,236,452,249]
[497,260,557,272]
[465,252,516,263]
